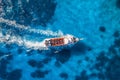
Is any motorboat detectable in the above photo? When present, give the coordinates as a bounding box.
[43,34,83,49]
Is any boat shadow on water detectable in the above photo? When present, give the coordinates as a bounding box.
[70,41,91,55]
[47,41,91,64]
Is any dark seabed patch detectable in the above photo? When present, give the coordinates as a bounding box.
[28,59,38,68]
[36,61,44,68]
[95,51,109,70]
[31,70,50,78]
[92,47,120,80]
[59,72,68,79]
[5,44,14,50]
[75,70,88,80]
[105,55,120,80]
[88,51,109,80]
[2,0,57,26]
[42,57,51,64]
[0,51,5,57]
[28,57,51,68]
[113,30,120,37]
[0,51,13,79]
[109,45,117,55]
[7,69,22,80]
[99,26,106,32]
[114,38,120,47]
[116,0,120,9]
[0,59,9,79]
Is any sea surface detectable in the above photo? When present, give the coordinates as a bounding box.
[0,0,120,80]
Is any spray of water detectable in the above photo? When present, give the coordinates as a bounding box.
[0,18,64,37]
[0,32,49,50]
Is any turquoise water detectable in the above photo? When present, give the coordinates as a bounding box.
[0,0,120,80]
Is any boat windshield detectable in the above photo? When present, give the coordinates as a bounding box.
[45,40,51,46]
[72,37,77,42]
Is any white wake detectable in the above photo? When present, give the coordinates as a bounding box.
[0,18,63,37]
[0,32,48,50]
[0,18,65,50]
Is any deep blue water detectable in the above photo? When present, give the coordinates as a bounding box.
[0,0,120,80]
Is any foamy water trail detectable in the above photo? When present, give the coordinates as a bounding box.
[0,32,49,50]
[0,18,63,36]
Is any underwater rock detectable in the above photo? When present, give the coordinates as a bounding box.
[93,50,120,80]
[42,57,51,64]
[7,69,22,80]
[75,70,88,80]
[114,38,120,47]
[90,73,97,77]
[0,51,4,57]
[113,31,119,37]
[97,73,105,80]
[96,51,109,63]
[28,57,51,68]
[116,0,120,9]
[99,26,106,32]
[90,72,105,80]
[59,72,68,79]
[36,61,44,68]
[95,51,109,70]
[28,59,37,68]
[31,70,49,78]
[37,57,51,68]
[105,56,120,80]
[109,45,117,54]
[0,59,9,79]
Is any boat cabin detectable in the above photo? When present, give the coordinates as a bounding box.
[45,38,64,47]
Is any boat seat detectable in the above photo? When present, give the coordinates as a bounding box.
[45,40,51,46]
[51,38,64,46]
